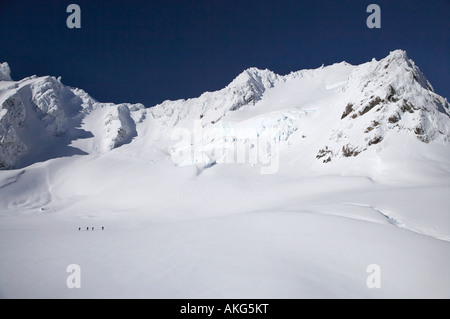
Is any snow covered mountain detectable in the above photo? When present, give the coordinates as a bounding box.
[1,50,448,171]
[0,50,449,298]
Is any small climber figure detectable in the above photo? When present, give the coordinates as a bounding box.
[78,227,81,231]
[102,226,104,230]
[86,227,89,231]
[92,227,94,231]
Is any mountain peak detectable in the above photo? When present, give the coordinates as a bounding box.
[222,67,279,111]
[386,49,408,61]
[379,49,433,91]
[318,50,450,163]
[228,67,277,88]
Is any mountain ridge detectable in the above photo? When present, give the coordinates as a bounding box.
[0,49,449,170]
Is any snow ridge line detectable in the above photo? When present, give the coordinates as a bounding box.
[342,202,450,242]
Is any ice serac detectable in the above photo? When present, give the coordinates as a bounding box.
[0,69,143,169]
[94,103,144,152]
[0,75,88,168]
[0,62,12,81]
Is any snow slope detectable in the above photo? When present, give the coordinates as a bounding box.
[0,50,449,298]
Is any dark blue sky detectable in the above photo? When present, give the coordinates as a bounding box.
[1,0,449,106]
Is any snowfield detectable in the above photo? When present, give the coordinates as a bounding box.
[0,50,449,298]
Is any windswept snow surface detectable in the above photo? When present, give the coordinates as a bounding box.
[0,51,449,298]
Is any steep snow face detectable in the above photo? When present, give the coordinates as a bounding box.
[319,50,450,162]
[225,67,280,111]
[29,76,85,136]
[0,94,27,169]
[148,68,281,138]
[0,75,88,168]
